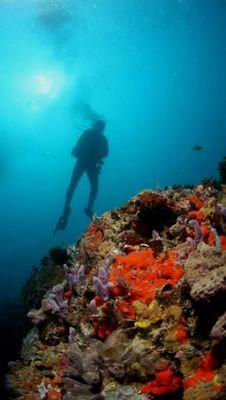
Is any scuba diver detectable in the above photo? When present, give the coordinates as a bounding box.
[54,119,109,232]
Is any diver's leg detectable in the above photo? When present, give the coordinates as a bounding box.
[54,162,84,232]
[84,166,99,218]
[64,162,84,212]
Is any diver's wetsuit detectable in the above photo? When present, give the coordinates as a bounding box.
[65,159,99,217]
[55,125,108,232]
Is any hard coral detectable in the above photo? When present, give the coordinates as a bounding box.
[133,191,178,237]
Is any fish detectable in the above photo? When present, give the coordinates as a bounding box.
[192,144,203,151]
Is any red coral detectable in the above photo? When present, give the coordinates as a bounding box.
[175,324,189,344]
[184,351,222,391]
[63,289,72,299]
[94,295,105,307]
[220,235,226,251]
[140,367,182,395]
[116,299,135,320]
[57,326,66,336]
[96,321,115,339]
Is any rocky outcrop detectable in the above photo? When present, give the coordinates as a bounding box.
[184,244,226,303]
[211,312,226,340]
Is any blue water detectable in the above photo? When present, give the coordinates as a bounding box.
[0,0,225,316]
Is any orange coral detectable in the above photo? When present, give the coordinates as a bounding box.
[200,223,217,246]
[84,223,105,252]
[47,389,62,400]
[52,374,63,385]
[109,249,183,308]
[20,379,40,389]
[87,224,102,235]
[188,209,204,222]
[140,367,182,395]
[188,195,204,210]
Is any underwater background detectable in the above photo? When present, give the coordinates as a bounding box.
[0,0,226,396]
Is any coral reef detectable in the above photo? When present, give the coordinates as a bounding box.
[8,186,226,399]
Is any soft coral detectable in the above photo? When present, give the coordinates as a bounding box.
[140,367,182,396]
[184,351,222,391]
[109,249,183,316]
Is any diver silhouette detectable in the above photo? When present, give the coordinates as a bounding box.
[54,119,109,232]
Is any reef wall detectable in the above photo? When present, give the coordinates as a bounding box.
[8,185,226,400]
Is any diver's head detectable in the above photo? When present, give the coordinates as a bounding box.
[92,119,106,133]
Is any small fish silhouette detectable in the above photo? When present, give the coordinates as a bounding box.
[192,145,203,151]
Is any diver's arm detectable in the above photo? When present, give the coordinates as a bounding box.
[71,131,89,157]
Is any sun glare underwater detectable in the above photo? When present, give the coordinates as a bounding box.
[0,0,226,399]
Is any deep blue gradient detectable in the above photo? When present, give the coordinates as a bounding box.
[0,0,226,302]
